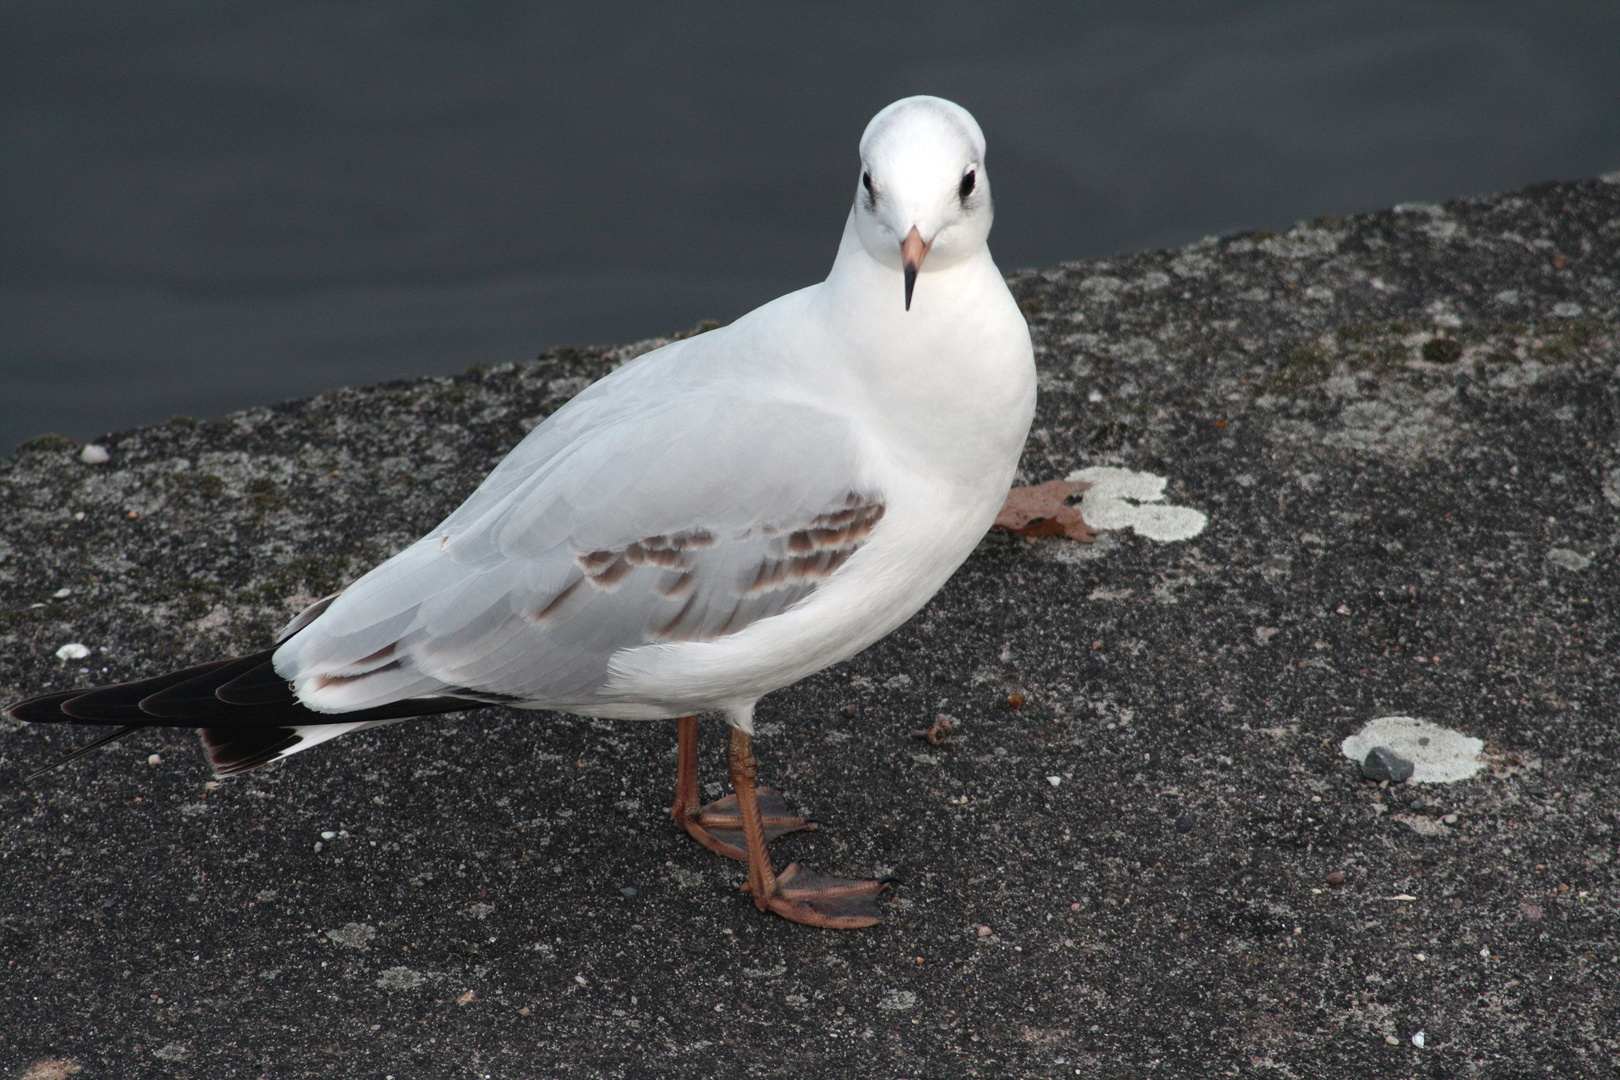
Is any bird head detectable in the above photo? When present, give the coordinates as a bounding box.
[852,96,993,311]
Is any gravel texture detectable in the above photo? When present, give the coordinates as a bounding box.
[3,177,1618,1079]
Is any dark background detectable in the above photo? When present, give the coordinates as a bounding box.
[4,1,1618,452]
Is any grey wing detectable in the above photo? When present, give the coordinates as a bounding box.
[271,390,883,713]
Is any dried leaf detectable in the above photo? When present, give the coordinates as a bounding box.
[993,480,1096,542]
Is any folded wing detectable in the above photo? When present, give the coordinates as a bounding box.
[274,369,883,715]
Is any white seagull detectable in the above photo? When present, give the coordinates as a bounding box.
[10,96,1037,929]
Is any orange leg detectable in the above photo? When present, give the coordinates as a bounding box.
[727,726,889,929]
[669,714,816,861]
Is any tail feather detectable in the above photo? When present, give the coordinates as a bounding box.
[202,726,303,776]
[21,725,141,782]
[7,648,486,777]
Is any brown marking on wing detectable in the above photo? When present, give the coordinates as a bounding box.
[580,550,632,587]
[660,571,696,598]
[354,643,397,667]
[748,496,880,595]
[625,542,687,570]
[528,575,584,620]
[582,529,718,586]
[652,591,703,640]
[645,528,716,550]
[783,501,885,554]
[314,658,403,690]
[608,497,881,643]
[580,549,616,573]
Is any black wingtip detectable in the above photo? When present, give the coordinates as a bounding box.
[6,689,84,724]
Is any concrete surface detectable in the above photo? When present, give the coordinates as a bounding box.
[2,177,1617,1079]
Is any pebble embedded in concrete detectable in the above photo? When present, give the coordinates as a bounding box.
[1360,746,1415,783]
[1340,716,1484,783]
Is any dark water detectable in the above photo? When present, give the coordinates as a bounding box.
[4,2,1618,451]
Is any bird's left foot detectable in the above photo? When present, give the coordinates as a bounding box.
[675,789,818,862]
[743,862,891,929]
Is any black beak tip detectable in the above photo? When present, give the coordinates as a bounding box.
[903,263,918,311]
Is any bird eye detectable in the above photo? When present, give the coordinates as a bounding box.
[862,171,873,194]
[959,169,976,200]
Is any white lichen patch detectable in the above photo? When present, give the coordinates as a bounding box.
[1340,716,1484,783]
[1258,225,1342,260]
[878,990,919,1011]
[325,922,377,949]
[1546,548,1591,571]
[376,966,427,991]
[1064,467,1208,542]
[1322,385,1457,459]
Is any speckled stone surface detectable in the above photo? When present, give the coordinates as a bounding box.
[3,178,1617,1079]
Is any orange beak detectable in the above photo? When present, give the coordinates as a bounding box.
[901,226,930,311]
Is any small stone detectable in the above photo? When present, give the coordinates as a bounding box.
[1384,1035,1400,1045]
[1421,336,1462,364]
[1046,775,1062,787]
[1325,871,1345,887]
[619,886,637,898]
[147,754,163,767]
[1174,812,1196,833]
[55,642,92,661]
[1006,693,1025,710]
[1360,746,1414,783]
[1412,1030,1426,1048]
[841,704,858,718]
[79,443,111,465]
[975,925,993,938]
[518,1006,532,1016]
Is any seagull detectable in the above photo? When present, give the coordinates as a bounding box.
[8,96,1036,929]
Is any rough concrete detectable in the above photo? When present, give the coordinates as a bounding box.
[3,177,1618,1079]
